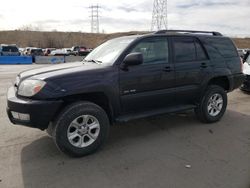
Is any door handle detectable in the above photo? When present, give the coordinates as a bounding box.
[200,62,207,68]
[163,66,172,72]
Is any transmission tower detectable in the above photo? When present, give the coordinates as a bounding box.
[151,0,168,31]
[90,5,100,33]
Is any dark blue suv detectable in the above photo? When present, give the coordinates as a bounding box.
[7,30,244,157]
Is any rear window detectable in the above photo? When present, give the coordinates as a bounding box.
[2,46,18,52]
[205,38,238,58]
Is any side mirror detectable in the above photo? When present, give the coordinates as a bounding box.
[123,52,143,67]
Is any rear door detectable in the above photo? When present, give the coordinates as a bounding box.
[119,37,175,113]
[172,37,211,104]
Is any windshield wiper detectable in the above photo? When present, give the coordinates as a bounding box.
[83,59,102,64]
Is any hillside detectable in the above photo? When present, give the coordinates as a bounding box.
[0,31,145,49]
[0,30,249,49]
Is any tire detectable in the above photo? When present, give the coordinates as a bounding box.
[195,85,227,123]
[52,101,110,157]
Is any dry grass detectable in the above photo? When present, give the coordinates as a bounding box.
[0,30,249,49]
[0,30,145,48]
[232,38,250,49]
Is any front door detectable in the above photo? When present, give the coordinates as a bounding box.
[119,37,175,113]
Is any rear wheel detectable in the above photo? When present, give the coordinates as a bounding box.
[195,85,227,123]
[52,101,110,157]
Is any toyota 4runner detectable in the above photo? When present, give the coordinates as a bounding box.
[7,30,244,157]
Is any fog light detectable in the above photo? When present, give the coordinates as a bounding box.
[11,111,19,119]
[11,111,30,121]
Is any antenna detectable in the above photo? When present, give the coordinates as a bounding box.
[90,5,100,33]
[151,0,168,31]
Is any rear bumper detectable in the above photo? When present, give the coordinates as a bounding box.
[7,86,63,130]
[229,73,245,91]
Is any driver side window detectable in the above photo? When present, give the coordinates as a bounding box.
[130,38,169,64]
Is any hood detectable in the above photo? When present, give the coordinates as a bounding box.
[19,62,83,79]
[243,62,250,75]
[18,61,108,82]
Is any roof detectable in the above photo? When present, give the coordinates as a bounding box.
[153,30,222,36]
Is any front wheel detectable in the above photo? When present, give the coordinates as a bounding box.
[52,101,110,157]
[195,85,227,123]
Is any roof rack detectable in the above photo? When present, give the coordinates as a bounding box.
[154,30,222,36]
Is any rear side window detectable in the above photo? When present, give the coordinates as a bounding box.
[173,38,196,62]
[173,38,207,62]
[205,38,238,58]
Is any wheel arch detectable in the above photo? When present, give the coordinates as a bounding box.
[207,76,230,91]
[54,92,114,124]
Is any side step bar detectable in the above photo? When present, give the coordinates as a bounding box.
[116,105,196,122]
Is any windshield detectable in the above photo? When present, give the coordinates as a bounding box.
[84,36,137,65]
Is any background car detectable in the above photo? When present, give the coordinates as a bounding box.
[241,56,250,92]
[243,50,250,63]
[238,48,247,58]
[27,48,44,62]
[44,48,56,56]
[71,46,90,56]
[29,48,44,56]
[0,44,20,56]
[50,48,69,56]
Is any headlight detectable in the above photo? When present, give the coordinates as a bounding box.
[18,80,46,97]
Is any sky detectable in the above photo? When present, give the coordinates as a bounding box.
[0,0,249,36]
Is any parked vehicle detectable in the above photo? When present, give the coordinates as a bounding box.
[241,55,250,92]
[28,48,44,62]
[30,48,44,56]
[19,48,25,56]
[44,48,56,56]
[71,46,90,56]
[7,30,244,157]
[243,50,250,63]
[50,48,70,56]
[23,47,33,56]
[0,44,20,56]
[238,48,247,58]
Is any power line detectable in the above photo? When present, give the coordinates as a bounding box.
[151,0,168,31]
[90,5,100,33]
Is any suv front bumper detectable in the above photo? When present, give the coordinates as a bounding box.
[7,86,63,130]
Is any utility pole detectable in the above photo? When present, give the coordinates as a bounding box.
[151,0,168,31]
[90,5,100,33]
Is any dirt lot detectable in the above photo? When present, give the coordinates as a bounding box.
[0,65,250,188]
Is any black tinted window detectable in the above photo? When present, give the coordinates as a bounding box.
[174,38,196,62]
[195,40,207,60]
[131,38,169,64]
[2,46,18,52]
[205,38,238,58]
